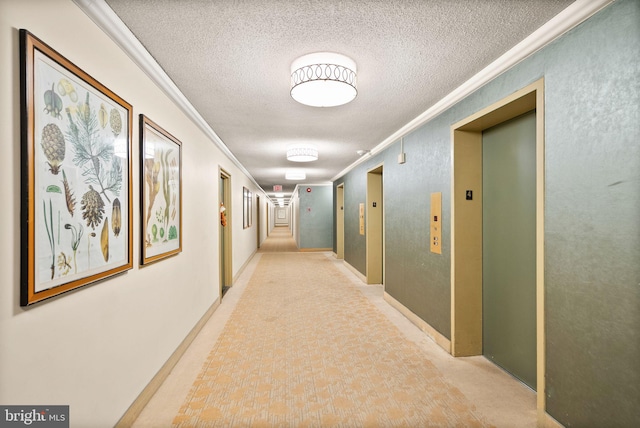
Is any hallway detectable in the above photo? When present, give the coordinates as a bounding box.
[131,230,536,427]
[258,226,299,253]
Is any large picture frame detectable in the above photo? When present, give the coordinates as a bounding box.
[140,115,182,265]
[20,30,133,306]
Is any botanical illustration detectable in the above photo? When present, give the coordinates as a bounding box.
[28,41,130,298]
[141,116,181,264]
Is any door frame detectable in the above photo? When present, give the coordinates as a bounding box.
[256,196,261,248]
[336,183,345,259]
[219,168,233,298]
[450,79,545,412]
[366,164,384,284]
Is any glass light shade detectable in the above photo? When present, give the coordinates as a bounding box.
[287,144,318,162]
[291,52,357,107]
[285,171,306,180]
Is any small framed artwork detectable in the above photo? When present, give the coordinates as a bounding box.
[243,187,252,229]
[140,115,182,265]
[20,30,133,306]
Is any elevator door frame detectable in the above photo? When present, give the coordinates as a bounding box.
[366,165,384,285]
[450,79,545,412]
[336,183,345,259]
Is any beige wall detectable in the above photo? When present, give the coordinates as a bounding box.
[0,1,264,426]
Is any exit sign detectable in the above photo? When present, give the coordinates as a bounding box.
[273,185,282,191]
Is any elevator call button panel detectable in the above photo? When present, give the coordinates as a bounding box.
[430,192,442,254]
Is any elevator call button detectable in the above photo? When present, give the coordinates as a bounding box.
[430,192,442,254]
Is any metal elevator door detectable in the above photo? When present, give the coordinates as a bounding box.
[482,110,537,389]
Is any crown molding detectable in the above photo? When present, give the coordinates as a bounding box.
[330,0,613,181]
[72,0,266,194]
[72,0,613,188]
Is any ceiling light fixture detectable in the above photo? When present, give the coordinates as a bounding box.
[290,52,357,107]
[286,144,318,162]
[285,171,306,180]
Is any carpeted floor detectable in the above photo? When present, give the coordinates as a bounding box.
[132,229,536,428]
[258,226,299,253]
[172,252,488,427]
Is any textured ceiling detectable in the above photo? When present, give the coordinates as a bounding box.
[104,0,574,200]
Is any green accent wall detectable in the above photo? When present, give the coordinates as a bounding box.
[338,167,367,274]
[334,0,640,425]
[543,1,639,425]
[298,185,333,249]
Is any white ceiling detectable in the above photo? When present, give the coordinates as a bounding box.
[102,0,574,201]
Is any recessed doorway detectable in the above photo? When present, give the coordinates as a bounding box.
[336,183,344,259]
[366,165,383,284]
[451,78,545,409]
[219,169,232,298]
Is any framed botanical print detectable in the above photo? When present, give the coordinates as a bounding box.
[20,30,133,306]
[140,115,182,265]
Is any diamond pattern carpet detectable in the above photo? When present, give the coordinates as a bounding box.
[172,252,490,427]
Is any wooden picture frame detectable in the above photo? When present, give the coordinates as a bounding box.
[140,115,182,265]
[20,30,133,306]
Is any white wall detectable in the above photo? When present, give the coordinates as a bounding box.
[0,1,266,426]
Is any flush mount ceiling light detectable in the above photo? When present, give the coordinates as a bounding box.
[287,144,318,162]
[290,52,357,107]
[285,170,306,180]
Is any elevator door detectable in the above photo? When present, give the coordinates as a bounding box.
[482,110,536,389]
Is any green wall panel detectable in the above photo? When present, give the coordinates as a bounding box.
[383,123,452,337]
[334,0,639,425]
[299,185,333,249]
[543,0,640,425]
[341,165,367,274]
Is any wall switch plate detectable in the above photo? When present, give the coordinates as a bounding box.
[398,152,406,164]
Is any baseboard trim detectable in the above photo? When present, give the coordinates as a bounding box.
[343,260,366,283]
[115,301,220,427]
[384,292,451,353]
[539,410,565,428]
[233,249,258,283]
[299,247,332,252]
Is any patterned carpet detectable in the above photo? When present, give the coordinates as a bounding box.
[258,226,299,253]
[172,252,490,427]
